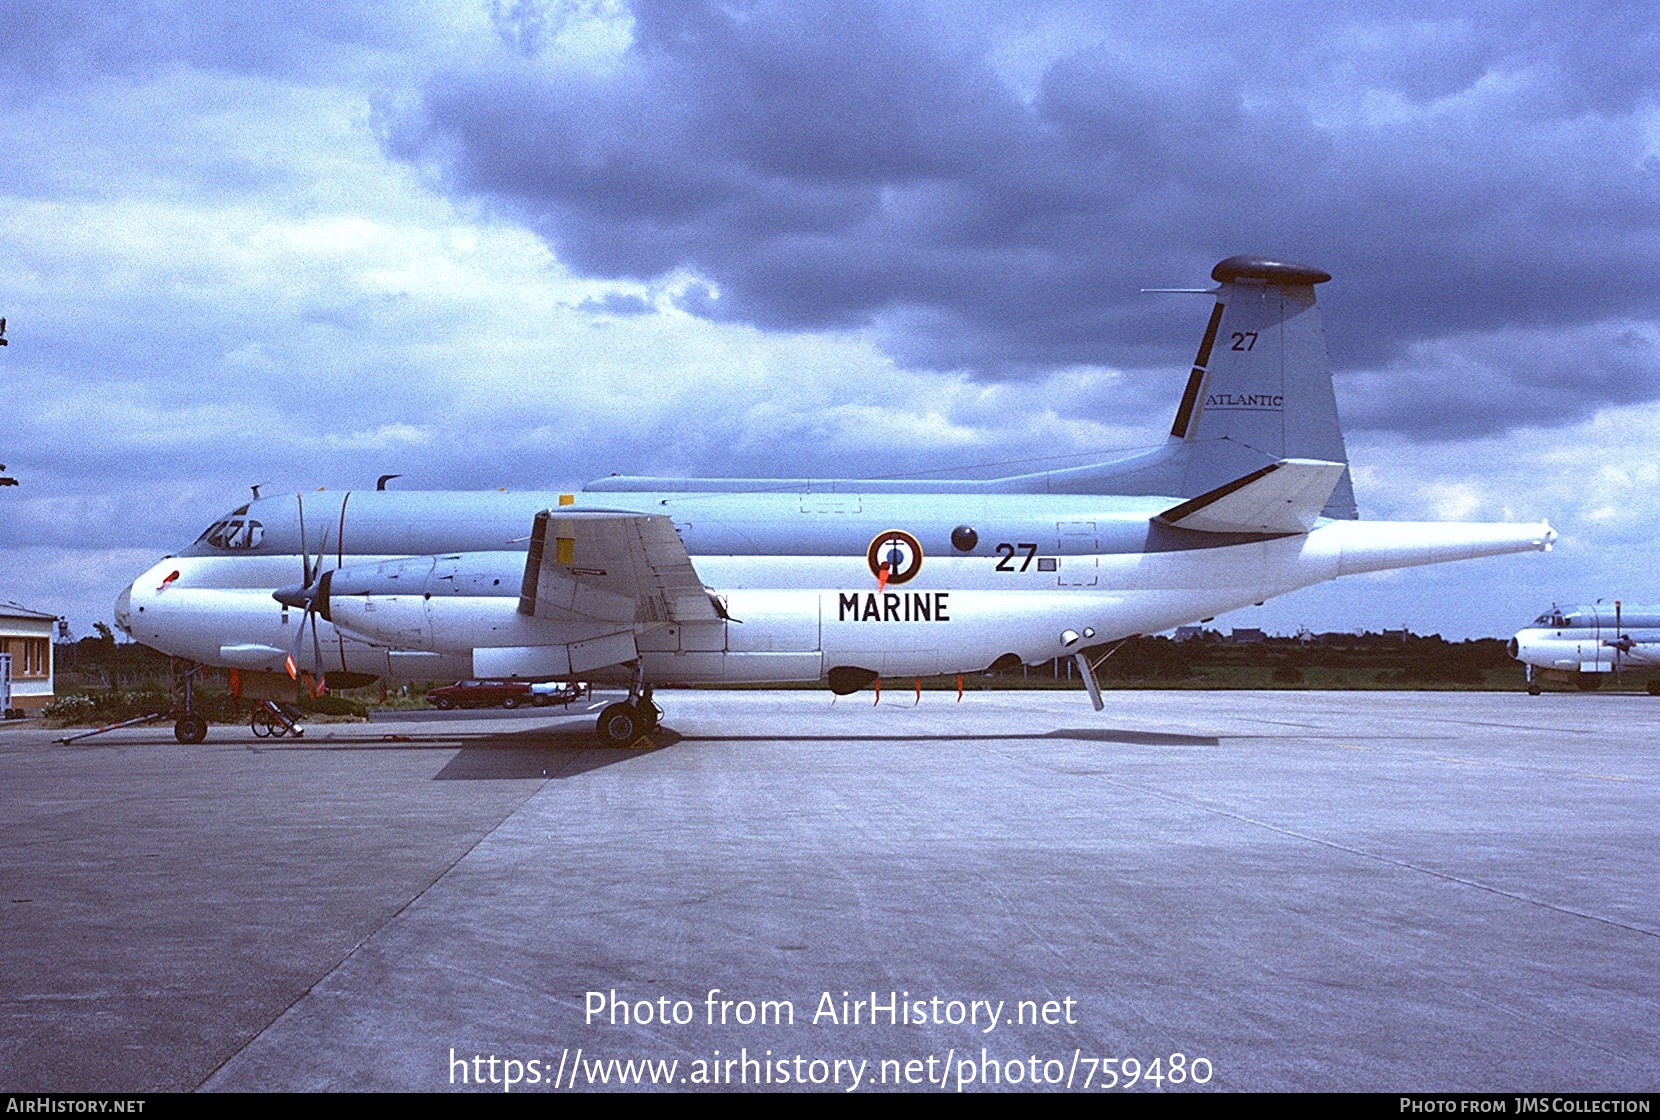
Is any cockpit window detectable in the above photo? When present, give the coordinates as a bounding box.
[196,518,264,550]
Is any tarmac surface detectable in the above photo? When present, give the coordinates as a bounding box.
[1,689,1656,1093]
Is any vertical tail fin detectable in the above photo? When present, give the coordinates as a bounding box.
[1170,256,1354,518]
[1003,255,1356,520]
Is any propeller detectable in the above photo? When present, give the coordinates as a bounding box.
[1613,600,1624,681]
[273,498,332,685]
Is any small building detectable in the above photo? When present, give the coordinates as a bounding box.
[1230,627,1267,644]
[1173,625,1207,642]
[1,602,57,716]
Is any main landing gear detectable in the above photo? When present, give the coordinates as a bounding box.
[596,667,660,747]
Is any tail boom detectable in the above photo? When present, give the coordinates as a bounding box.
[1310,520,1557,577]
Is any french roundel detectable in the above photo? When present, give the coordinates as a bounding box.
[867,530,924,585]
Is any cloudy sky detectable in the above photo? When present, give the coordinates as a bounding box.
[2,0,1657,641]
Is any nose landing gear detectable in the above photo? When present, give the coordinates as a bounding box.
[55,662,214,745]
[171,663,210,742]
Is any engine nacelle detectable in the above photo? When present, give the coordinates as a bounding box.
[315,552,618,653]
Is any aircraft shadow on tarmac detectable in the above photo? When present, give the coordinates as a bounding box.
[673,728,1219,747]
[429,725,1220,781]
[232,724,669,780]
[433,727,676,781]
[235,722,1216,780]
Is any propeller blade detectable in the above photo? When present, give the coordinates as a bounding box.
[310,527,330,592]
[286,603,307,679]
[296,493,310,586]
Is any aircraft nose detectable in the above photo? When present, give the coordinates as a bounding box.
[114,583,134,637]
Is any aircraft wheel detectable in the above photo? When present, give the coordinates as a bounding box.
[174,716,208,744]
[597,702,641,746]
[1527,684,1542,696]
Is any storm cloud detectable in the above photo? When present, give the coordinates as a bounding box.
[3,0,1659,636]
[388,0,1660,432]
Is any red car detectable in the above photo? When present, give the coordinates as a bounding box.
[426,680,534,710]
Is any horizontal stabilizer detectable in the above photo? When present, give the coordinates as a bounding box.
[1154,459,1347,535]
[518,510,720,626]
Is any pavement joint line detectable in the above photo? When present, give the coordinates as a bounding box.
[191,751,569,1091]
[1432,719,1600,735]
[975,743,1660,943]
[1110,780,1660,941]
[1277,709,1602,737]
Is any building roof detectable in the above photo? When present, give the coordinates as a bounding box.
[0,601,59,622]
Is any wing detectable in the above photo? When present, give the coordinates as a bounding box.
[517,509,720,626]
[1154,459,1348,535]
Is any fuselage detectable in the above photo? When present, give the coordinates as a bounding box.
[1510,605,1660,674]
[117,486,1555,686]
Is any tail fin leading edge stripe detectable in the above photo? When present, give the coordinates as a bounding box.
[1171,301,1226,439]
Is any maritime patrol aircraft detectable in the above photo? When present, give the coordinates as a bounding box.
[116,256,1558,744]
[1509,602,1660,695]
